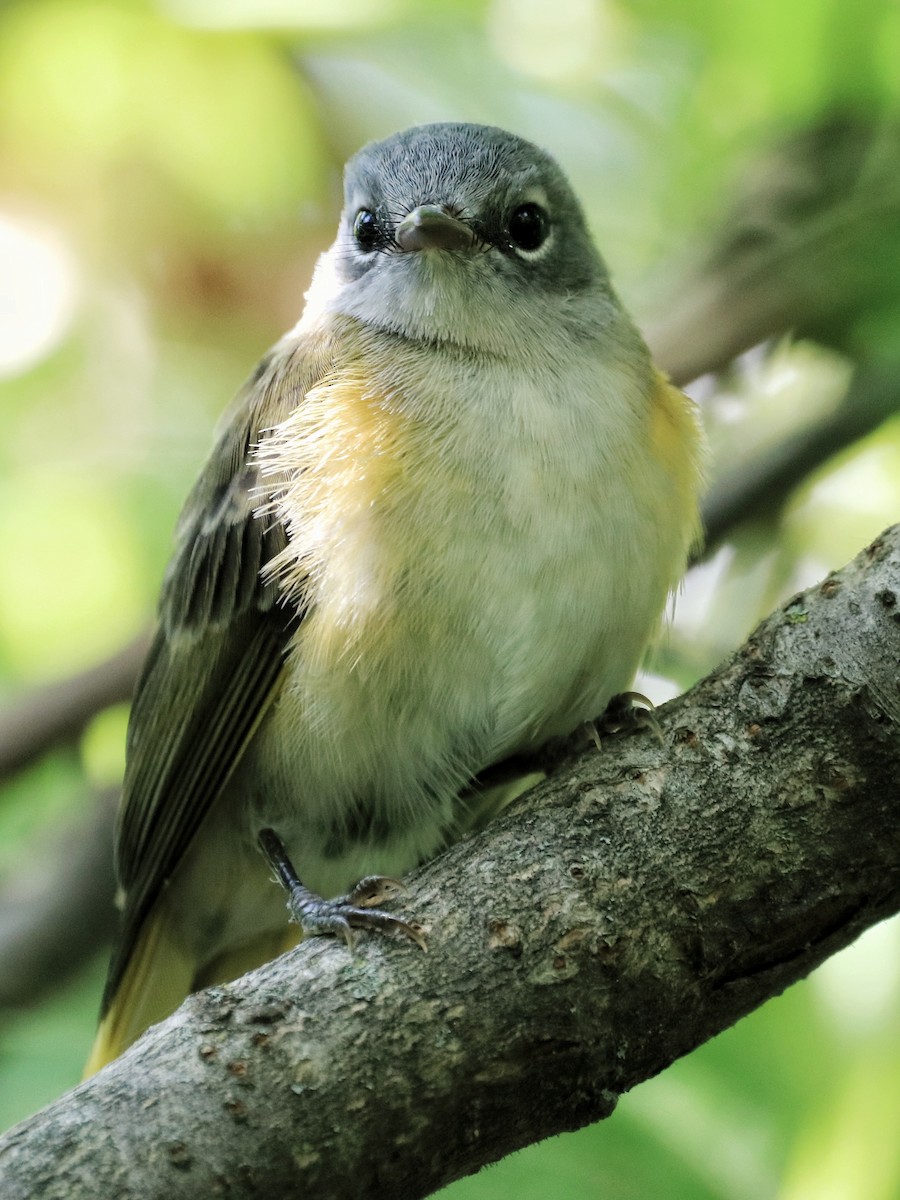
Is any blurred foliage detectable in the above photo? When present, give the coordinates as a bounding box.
[1,0,899,1196]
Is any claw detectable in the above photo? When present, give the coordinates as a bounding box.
[344,876,406,907]
[595,691,664,745]
[287,884,427,952]
[257,828,427,953]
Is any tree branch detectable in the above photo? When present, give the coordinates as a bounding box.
[645,114,900,383]
[0,633,150,785]
[700,362,900,551]
[0,787,118,1009]
[1,525,898,1199]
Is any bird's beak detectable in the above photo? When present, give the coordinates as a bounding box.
[395,205,477,252]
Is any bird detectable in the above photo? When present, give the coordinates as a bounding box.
[85,121,704,1074]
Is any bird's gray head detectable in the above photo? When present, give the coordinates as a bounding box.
[302,123,621,357]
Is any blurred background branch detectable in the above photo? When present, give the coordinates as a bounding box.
[699,363,900,552]
[0,634,149,782]
[0,787,118,1009]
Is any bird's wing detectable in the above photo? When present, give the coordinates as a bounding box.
[102,332,334,1012]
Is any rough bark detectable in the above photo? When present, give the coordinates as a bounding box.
[1,525,898,1198]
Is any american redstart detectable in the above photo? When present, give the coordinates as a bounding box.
[86,122,704,1073]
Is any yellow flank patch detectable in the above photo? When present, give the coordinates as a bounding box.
[257,365,436,672]
[648,368,705,545]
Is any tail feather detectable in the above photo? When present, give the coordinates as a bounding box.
[83,906,194,1078]
[84,914,301,1077]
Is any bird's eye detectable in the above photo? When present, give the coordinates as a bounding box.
[353,209,382,251]
[508,203,549,252]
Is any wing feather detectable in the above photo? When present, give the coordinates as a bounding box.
[102,332,334,1012]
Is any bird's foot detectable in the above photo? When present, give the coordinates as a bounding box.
[534,692,665,771]
[590,690,664,745]
[257,827,427,951]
